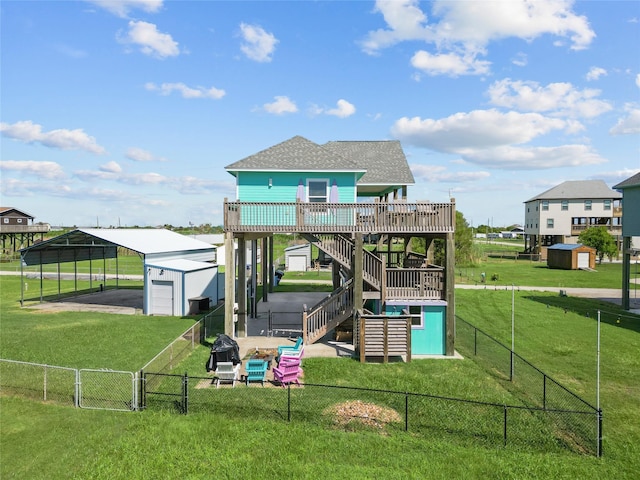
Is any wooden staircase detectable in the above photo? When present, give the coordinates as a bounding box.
[302,233,382,291]
[303,279,355,344]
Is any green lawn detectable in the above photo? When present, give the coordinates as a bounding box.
[2,262,640,478]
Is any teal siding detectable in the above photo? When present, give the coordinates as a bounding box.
[622,188,640,236]
[237,172,357,203]
[236,172,358,227]
[385,303,446,355]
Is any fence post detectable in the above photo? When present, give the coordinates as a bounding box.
[138,370,145,411]
[503,405,508,447]
[509,351,514,382]
[287,383,291,422]
[543,374,547,410]
[597,409,603,457]
[182,372,188,415]
[405,393,409,432]
[74,368,80,408]
[474,328,477,356]
[43,364,48,402]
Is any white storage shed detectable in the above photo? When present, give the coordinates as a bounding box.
[145,259,219,316]
[285,243,311,271]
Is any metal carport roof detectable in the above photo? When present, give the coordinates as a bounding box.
[20,228,216,265]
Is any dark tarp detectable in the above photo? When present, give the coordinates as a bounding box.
[205,334,241,372]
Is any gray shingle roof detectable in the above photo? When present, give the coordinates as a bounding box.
[613,172,640,189]
[526,180,622,202]
[322,140,415,185]
[225,136,361,173]
[225,136,414,186]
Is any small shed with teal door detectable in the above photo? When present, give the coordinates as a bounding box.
[385,300,446,355]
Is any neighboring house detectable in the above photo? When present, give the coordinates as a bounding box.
[523,180,623,259]
[613,172,640,310]
[222,135,457,359]
[0,207,50,253]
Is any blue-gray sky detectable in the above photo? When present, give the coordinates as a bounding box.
[1,0,639,228]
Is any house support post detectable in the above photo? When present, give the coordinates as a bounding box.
[261,236,268,302]
[224,232,236,337]
[353,233,363,312]
[445,200,456,356]
[237,236,247,337]
[622,236,631,310]
[268,235,274,294]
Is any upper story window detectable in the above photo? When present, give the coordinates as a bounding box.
[547,218,554,228]
[542,200,549,211]
[604,199,611,210]
[308,180,328,203]
[17,218,23,223]
[584,200,592,211]
[561,200,568,211]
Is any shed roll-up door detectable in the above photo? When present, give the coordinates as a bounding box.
[151,280,174,315]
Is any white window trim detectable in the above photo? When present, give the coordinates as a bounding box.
[307,178,329,203]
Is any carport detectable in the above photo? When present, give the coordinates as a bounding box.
[19,228,216,314]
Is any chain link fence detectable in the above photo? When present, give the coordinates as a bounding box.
[0,359,79,407]
[139,374,593,455]
[455,316,601,456]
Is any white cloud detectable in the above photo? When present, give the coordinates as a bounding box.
[511,52,527,67]
[609,105,640,135]
[586,66,607,81]
[310,99,356,118]
[86,0,163,18]
[145,82,225,99]
[239,23,278,62]
[119,20,179,59]
[325,99,356,118]
[411,50,490,76]
[0,120,106,154]
[360,0,432,55]
[429,0,595,50]
[0,160,66,179]
[391,109,567,152]
[0,178,72,197]
[410,164,490,182]
[487,79,612,118]
[125,147,168,162]
[461,144,607,169]
[262,96,298,115]
[361,0,595,76]
[391,109,607,169]
[100,161,122,173]
[636,73,640,88]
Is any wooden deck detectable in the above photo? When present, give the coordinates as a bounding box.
[224,201,455,234]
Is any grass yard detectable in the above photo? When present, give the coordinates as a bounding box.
[2,263,640,478]
[0,275,196,370]
[456,259,627,289]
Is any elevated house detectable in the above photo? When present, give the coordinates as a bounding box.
[614,172,640,310]
[523,180,623,260]
[222,136,456,360]
[0,207,50,254]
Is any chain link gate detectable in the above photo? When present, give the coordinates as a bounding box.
[79,369,138,411]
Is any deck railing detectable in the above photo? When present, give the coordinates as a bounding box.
[303,280,354,344]
[385,267,444,300]
[0,224,51,234]
[224,200,455,234]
